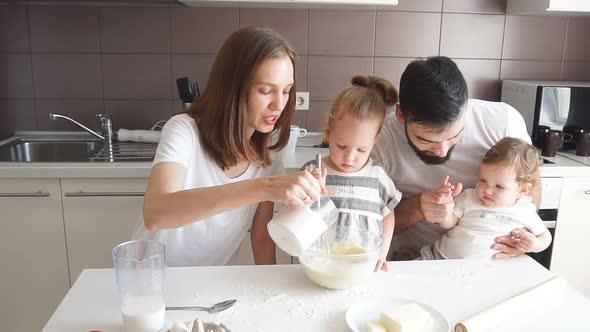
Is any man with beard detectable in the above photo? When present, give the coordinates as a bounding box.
[372,56,537,260]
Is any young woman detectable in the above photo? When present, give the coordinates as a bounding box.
[133,27,324,267]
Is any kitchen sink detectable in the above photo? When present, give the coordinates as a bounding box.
[0,137,157,162]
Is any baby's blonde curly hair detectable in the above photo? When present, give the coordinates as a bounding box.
[482,137,543,189]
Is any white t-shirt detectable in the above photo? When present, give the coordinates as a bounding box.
[435,189,546,259]
[132,114,283,267]
[372,99,532,250]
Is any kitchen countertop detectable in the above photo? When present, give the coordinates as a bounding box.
[42,256,590,332]
[1,132,589,178]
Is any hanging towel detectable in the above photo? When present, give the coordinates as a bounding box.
[117,129,161,143]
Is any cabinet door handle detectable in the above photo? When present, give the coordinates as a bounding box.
[585,190,590,195]
[64,191,145,197]
[0,191,50,197]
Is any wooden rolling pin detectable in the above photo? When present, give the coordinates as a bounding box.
[455,276,566,332]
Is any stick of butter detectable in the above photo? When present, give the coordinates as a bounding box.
[379,303,432,332]
[366,321,387,332]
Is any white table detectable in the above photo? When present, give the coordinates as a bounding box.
[43,256,590,332]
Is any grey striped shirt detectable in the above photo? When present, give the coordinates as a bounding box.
[302,158,402,235]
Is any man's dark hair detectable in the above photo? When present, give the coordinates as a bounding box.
[399,56,468,128]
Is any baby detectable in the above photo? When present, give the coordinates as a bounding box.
[304,75,401,271]
[420,137,551,260]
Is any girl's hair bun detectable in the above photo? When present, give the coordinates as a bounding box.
[351,75,398,107]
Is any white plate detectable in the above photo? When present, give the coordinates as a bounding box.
[346,297,450,332]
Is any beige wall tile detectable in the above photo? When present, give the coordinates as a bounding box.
[564,17,590,61]
[104,100,173,130]
[375,12,440,57]
[441,13,504,59]
[443,0,506,14]
[0,5,29,52]
[373,57,414,91]
[32,53,102,99]
[309,10,375,56]
[562,62,590,81]
[0,100,36,138]
[0,53,33,99]
[239,8,308,55]
[171,7,238,54]
[500,60,562,81]
[292,110,307,129]
[453,59,501,101]
[308,56,373,101]
[378,0,442,12]
[99,7,169,53]
[502,15,567,61]
[102,54,171,99]
[307,101,331,131]
[29,6,99,53]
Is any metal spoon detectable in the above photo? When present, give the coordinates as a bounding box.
[166,299,237,313]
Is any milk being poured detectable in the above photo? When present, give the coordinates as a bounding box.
[121,295,165,332]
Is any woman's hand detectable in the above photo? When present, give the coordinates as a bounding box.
[266,170,327,206]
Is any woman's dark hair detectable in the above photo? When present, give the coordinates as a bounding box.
[399,56,468,130]
[187,27,296,170]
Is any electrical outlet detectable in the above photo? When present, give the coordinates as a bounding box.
[295,92,309,111]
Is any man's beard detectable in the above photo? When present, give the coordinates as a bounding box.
[404,126,455,165]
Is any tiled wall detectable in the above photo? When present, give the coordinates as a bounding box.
[1,0,590,137]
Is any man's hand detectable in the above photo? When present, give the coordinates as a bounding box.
[420,176,462,225]
[492,228,551,259]
[492,228,528,259]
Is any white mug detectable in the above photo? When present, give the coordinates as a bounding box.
[267,197,338,257]
[290,125,307,139]
[279,125,307,164]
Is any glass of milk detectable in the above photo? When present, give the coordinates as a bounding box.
[113,240,166,332]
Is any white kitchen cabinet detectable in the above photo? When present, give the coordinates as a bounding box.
[61,178,147,283]
[551,177,590,298]
[0,178,70,332]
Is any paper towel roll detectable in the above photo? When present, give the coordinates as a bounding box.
[455,276,566,332]
[117,129,161,143]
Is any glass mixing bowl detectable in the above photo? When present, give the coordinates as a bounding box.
[300,226,383,290]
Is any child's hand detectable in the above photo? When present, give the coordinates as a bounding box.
[436,175,460,198]
[511,228,540,253]
[422,175,462,227]
[374,258,388,272]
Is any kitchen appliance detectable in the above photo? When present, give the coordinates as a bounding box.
[501,80,590,150]
[528,177,562,269]
[176,77,200,110]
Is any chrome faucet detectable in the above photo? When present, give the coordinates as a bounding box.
[49,113,114,147]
